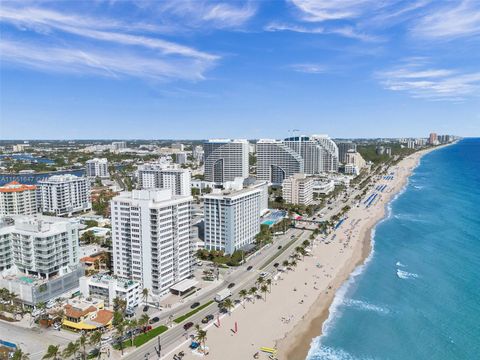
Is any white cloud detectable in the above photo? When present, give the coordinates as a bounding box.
[412,0,480,39]
[290,63,327,74]
[264,22,380,42]
[0,39,213,81]
[377,61,480,101]
[0,4,218,81]
[288,0,379,22]
[158,0,257,29]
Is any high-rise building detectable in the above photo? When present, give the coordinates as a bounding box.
[86,158,109,178]
[203,139,249,183]
[256,139,304,185]
[336,142,357,164]
[0,215,79,277]
[344,150,366,175]
[0,182,38,215]
[137,165,191,196]
[176,152,188,165]
[171,143,184,151]
[193,145,204,163]
[283,135,339,174]
[407,140,416,149]
[204,183,266,254]
[38,175,91,216]
[111,189,194,296]
[256,135,339,184]
[429,133,438,145]
[282,174,314,205]
[112,141,127,150]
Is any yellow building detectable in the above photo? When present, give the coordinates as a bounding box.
[62,298,113,331]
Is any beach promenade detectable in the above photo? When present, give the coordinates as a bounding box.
[159,146,448,360]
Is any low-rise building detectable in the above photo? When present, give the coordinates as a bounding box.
[282,174,314,205]
[79,274,141,308]
[312,179,335,195]
[62,298,113,331]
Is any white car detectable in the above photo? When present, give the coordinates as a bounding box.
[52,323,61,330]
[101,336,112,345]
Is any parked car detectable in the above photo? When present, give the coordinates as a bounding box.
[88,349,100,358]
[143,305,149,312]
[183,322,194,330]
[190,302,200,309]
[52,322,61,331]
[277,245,282,249]
[246,265,253,271]
[149,317,159,324]
[227,282,235,289]
[201,314,214,324]
[273,262,280,268]
[101,335,112,345]
[259,272,269,278]
[143,325,152,332]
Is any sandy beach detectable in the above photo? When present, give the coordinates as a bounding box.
[168,146,448,360]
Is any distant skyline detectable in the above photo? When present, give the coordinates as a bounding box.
[1,0,480,139]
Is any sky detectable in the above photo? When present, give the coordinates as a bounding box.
[1,0,480,140]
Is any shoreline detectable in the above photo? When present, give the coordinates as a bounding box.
[278,143,454,360]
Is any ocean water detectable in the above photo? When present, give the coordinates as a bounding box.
[307,138,480,360]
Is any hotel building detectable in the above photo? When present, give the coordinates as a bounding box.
[203,139,249,183]
[203,182,267,255]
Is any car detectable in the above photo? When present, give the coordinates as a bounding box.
[149,317,159,324]
[273,262,280,268]
[219,307,228,314]
[277,245,282,249]
[201,314,214,324]
[143,325,152,332]
[143,305,149,312]
[101,336,112,345]
[183,322,194,330]
[190,302,200,309]
[260,271,269,278]
[227,282,235,289]
[246,265,253,271]
[52,322,61,331]
[197,261,203,266]
[88,349,100,357]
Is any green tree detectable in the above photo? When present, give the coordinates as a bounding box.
[223,298,234,315]
[89,331,102,359]
[12,348,30,360]
[42,345,60,360]
[142,288,149,306]
[249,287,258,303]
[79,334,88,360]
[194,324,208,353]
[62,341,79,360]
[260,285,269,302]
[239,289,248,308]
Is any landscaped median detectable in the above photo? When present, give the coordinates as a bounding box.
[260,237,298,270]
[113,325,168,350]
[173,300,214,324]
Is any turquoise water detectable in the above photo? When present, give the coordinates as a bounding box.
[307,138,480,360]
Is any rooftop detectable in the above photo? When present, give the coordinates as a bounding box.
[0,181,37,193]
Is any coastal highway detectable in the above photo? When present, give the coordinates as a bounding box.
[123,225,316,360]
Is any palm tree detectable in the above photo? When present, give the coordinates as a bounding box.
[113,297,127,313]
[303,239,311,248]
[42,345,60,360]
[223,298,234,315]
[142,288,149,306]
[62,341,79,360]
[127,318,138,347]
[249,287,258,303]
[114,319,126,355]
[282,260,290,271]
[239,289,248,308]
[291,260,297,268]
[256,276,265,287]
[12,348,30,360]
[89,331,102,359]
[79,334,88,360]
[139,313,150,329]
[260,285,268,301]
[194,325,208,353]
[265,278,272,292]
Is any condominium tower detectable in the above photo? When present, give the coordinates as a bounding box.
[0,181,38,215]
[0,215,79,277]
[336,142,357,164]
[86,158,109,178]
[111,189,194,296]
[203,139,249,183]
[38,175,91,216]
[137,164,191,196]
[282,174,314,205]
